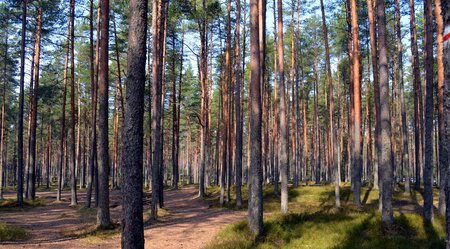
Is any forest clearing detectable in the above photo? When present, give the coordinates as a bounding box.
[1,0,450,247]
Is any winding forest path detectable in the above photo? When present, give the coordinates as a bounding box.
[0,186,246,249]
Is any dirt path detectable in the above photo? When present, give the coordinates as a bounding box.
[0,187,245,249]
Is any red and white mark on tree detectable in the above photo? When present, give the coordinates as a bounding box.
[444,26,450,44]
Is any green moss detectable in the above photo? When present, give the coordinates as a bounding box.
[0,223,29,241]
[207,184,445,249]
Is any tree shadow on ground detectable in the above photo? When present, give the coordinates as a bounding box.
[332,212,444,249]
[211,211,355,249]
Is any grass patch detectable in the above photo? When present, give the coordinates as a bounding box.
[143,207,172,225]
[64,222,120,243]
[78,206,97,217]
[0,223,29,241]
[206,184,446,249]
[0,198,46,209]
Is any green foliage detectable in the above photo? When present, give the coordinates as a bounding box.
[0,223,28,241]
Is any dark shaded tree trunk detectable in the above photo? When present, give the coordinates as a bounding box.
[423,0,434,223]
[120,0,147,246]
[220,0,230,205]
[17,0,27,206]
[85,0,99,208]
[150,0,166,220]
[198,0,208,199]
[171,33,179,190]
[0,26,8,200]
[97,0,111,227]
[57,16,71,202]
[409,0,423,190]
[46,124,51,189]
[28,1,42,200]
[234,0,243,207]
[442,4,450,248]
[69,0,77,206]
[435,0,447,216]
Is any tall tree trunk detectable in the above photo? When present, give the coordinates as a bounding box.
[46,124,51,189]
[97,0,111,227]
[260,0,267,185]
[25,46,35,200]
[423,0,434,223]
[17,0,27,206]
[177,31,183,186]
[158,4,168,208]
[121,0,147,246]
[28,1,42,200]
[320,0,339,208]
[367,0,380,190]
[277,0,288,215]
[397,0,410,194]
[290,0,297,188]
[248,0,263,235]
[171,33,179,190]
[235,0,243,207]
[76,75,82,190]
[435,0,447,216]
[313,52,319,184]
[69,0,78,206]
[351,0,362,206]
[294,3,301,185]
[272,0,279,195]
[198,0,208,198]
[86,0,99,208]
[0,26,8,199]
[149,0,161,216]
[150,0,166,219]
[220,0,231,205]
[58,16,71,202]
[441,4,450,248]
[409,0,423,190]
[377,0,393,226]
[346,0,353,185]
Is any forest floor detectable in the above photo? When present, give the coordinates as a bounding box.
[206,183,446,249]
[0,186,245,248]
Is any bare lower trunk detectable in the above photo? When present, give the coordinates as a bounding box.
[234,0,243,207]
[248,0,263,236]
[351,0,362,206]
[277,0,288,214]
[435,0,447,216]
[97,0,111,227]
[120,0,147,246]
[377,0,393,226]
[58,16,71,202]
[423,0,434,223]
[441,4,450,248]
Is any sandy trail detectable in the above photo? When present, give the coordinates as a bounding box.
[0,187,245,249]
